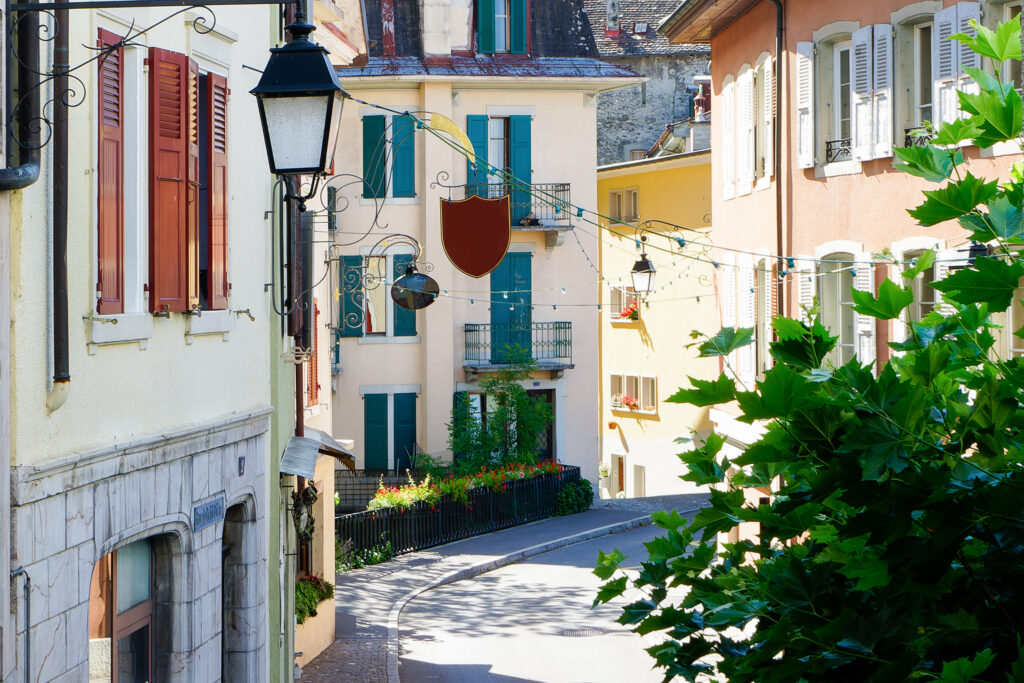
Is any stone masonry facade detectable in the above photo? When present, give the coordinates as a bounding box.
[8,410,270,682]
[596,53,711,165]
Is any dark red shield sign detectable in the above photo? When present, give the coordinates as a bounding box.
[440,195,511,278]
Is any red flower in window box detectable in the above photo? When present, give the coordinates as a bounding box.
[619,301,639,320]
[620,395,639,409]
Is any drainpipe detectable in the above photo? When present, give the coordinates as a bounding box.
[766,0,785,316]
[46,7,70,412]
[10,567,30,683]
[0,8,41,190]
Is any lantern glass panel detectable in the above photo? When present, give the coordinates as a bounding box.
[260,94,331,172]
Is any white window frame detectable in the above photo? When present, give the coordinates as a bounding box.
[623,187,639,222]
[608,189,623,221]
[817,251,857,367]
[357,246,420,344]
[914,22,935,126]
[833,41,853,146]
[609,373,657,414]
[610,286,640,322]
[494,0,511,53]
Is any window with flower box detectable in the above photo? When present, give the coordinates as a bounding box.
[610,286,640,322]
[610,374,656,413]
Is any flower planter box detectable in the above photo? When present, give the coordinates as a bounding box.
[335,465,581,556]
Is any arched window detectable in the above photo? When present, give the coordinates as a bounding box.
[818,254,856,366]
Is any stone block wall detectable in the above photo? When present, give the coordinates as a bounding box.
[8,411,270,683]
[597,54,710,165]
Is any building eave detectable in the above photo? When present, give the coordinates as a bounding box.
[657,0,760,44]
[339,73,644,92]
[597,149,711,179]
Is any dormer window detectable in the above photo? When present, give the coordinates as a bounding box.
[634,21,648,34]
[478,0,526,54]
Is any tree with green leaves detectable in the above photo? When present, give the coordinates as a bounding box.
[448,351,554,476]
[595,17,1024,682]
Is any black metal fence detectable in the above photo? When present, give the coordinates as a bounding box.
[335,465,581,556]
[464,321,573,366]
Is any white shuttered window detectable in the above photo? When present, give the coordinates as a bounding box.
[721,79,736,199]
[872,24,893,159]
[795,42,816,169]
[851,27,874,160]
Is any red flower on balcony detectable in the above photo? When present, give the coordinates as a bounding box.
[620,301,639,320]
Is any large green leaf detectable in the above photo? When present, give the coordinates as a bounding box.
[893,145,962,183]
[958,84,1024,148]
[667,374,736,406]
[983,195,1024,242]
[697,327,754,357]
[939,649,995,683]
[850,278,914,320]
[932,256,1024,311]
[931,118,983,147]
[902,249,936,281]
[735,364,818,422]
[908,175,1000,226]
[952,14,1021,63]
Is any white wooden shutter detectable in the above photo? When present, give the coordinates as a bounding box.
[851,26,875,161]
[762,59,774,178]
[762,259,776,371]
[797,256,817,323]
[738,69,755,190]
[721,80,736,199]
[853,254,877,367]
[796,42,816,169]
[933,5,959,125]
[934,248,969,315]
[872,24,893,159]
[738,260,756,383]
[720,255,736,328]
[956,2,981,99]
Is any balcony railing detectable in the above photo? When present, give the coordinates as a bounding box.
[904,127,936,148]
[464,322,573,368]
[825,137,852,163]
[459,182,572,225]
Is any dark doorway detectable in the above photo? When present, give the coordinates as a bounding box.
[527,389,555,461]
[222,503,249,681]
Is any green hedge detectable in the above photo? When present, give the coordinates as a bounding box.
[295,575,334,624]
[557,479,594,516]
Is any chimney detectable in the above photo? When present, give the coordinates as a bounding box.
[606,0,619,37]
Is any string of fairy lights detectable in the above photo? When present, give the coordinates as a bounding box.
[295,96,979,314]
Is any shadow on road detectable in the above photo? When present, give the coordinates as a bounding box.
[400,658,548,683]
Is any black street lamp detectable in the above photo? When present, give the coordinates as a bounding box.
[251,9,348,177]
[631,235,656,295]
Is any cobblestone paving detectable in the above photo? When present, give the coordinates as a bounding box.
[300,494,709,682]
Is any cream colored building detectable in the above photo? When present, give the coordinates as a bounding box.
[3,7,279,680]
[596,151,716,498]
[319,0,639,485]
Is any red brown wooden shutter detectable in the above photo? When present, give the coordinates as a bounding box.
[306,301,319,407]
[207,73,229,310]
[186,59,200,310]
[97,29,124,314]
[148,48,189,313]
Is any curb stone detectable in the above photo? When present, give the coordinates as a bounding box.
[383,509,697,683]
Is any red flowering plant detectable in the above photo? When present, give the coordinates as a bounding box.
[613,393,639,409]
[619,300,639,320]
[367,461,561,510]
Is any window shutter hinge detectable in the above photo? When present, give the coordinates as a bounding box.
[143,283,150,291]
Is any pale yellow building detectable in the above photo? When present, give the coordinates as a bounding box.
[597,150,716,498]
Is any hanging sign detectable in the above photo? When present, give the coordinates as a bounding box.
[440,195,511,278]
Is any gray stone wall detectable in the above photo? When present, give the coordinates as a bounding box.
[596,54,710,166]
[7,411,270,683]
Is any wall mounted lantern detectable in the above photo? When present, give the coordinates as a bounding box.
[630,234,656,295]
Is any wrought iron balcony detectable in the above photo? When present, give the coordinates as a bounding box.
[464,322,573,371]
[458,182,572,227]
[825,137,852,163]
[904,127,936,148]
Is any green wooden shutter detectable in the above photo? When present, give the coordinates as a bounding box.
[452,391,469,461]
[362,115,387,198]
[510,0,527,54]
[339,255,364,337]
[510,252,532,359]
[363,393,388,469]
[466,115,489,195]
[509,115,532,222]
[327,186,337,232]
[393,393,417,471]
[478,0,495,54]
[393,254,417,336]
[392,114,415,198]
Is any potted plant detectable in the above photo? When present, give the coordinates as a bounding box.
[611,393,623,409]
[620,395,639,409]
[620,301,639,321]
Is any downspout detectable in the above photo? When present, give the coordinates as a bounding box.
[10,567,29,683]
[766,0,785,316]
[46,7,70,412]
[0,7,41,190]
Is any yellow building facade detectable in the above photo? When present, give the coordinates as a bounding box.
[597,151,717,498]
